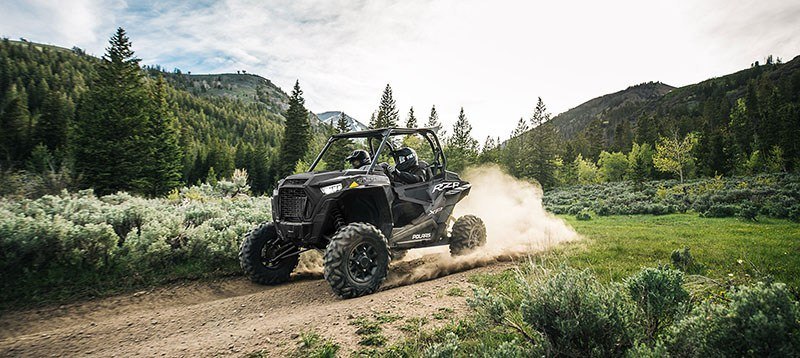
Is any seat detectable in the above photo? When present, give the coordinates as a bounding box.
[417,160,432,181]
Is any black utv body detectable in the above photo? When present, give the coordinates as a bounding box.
[239,127,486,298]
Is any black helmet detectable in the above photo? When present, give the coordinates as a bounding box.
[346,149,371,168]
[393,147,418,172]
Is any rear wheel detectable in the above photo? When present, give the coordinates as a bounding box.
[449,215,487,256]
[239,222,299,285]
[323,222,390,298]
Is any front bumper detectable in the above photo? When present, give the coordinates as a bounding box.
[275,221,313,243]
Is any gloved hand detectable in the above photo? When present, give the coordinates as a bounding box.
[379,162,395,174]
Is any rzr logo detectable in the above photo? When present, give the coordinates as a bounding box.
[428,207,443,216]
[412,232,432,240]
[433,182,460,193]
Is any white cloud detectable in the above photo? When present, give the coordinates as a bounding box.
[0,0,121,54]
[2,0,799,142]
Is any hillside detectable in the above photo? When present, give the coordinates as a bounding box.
[316,111,369,131]
[540,55,800,175]
[549,81,675,140]
[159,71,289,111]
[0,39,305,193]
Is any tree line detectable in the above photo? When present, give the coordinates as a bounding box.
[3,28,798,197]
[360,61,799,189]
[0,29,306,197]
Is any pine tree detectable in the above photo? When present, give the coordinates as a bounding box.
[425,105,446,137]
[426,105,439,128]
[73,27,151,195]
[405,107,417,128]
[368,112,378,129]
[134,75,183,196]
[728,98,751,163]
[375,84,398,128]
[327,112,354,171]
[479,136,498,164]
[525,99,560,187]
[530,97,550,128]
[512,117,528,137]
[34,90,70,152]
[277,80,310,178]
[626,142,655,182]
[445,107,478,172]
[0,84,30,166]
[505,117,529,176]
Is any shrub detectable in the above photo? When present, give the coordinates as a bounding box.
[789,205,800,222]
[701,204,739,218]
[0,174,272,307]
[542,174,800,220]
[737,201,759,221]
[664,282,800,357]
[625,267,689,341]
[625,341,670,358]
[576,209,592,221]
[670,247,701,274]
[423,332,459,358]
[518,267,636,357]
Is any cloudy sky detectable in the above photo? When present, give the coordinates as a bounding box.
[2,0,799,141]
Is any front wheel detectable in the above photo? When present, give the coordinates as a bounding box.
[449,215,487,256]
[323,222,390,298]
[239,222,299,285]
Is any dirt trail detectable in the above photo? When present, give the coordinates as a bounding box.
[0,253,515,357]
[1,166,579,357]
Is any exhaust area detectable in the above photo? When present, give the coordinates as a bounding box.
[290,165,579,288]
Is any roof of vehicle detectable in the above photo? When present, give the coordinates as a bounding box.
[330,127,441,139]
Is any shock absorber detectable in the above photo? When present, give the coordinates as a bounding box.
[332,206,346,231]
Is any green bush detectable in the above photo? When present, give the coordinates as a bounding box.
[625,267,689,341]
[737,201,759,221]
[664,282,800,357]
[670,247,701,274]
[0,173,271,307]
[575,209,592,221]
[543,174,800,219]
[701,204,739,218]
[423,332,460,358]
[518,267,636,357]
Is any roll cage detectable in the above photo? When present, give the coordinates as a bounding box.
[308,127,447,175]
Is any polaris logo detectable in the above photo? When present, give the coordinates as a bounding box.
[412,232,432,240]
[433,182,460,193]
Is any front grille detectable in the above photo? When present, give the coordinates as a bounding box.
[279,188,307,222]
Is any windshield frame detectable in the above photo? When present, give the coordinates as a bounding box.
[308,128,445,174]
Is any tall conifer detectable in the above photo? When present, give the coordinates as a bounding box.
[73,27,150,194]
[277,80,310,178]
[405,107,417,128]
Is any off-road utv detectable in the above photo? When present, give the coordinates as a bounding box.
[239,127,486,298]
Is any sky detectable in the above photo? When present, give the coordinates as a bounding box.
[2,0,799,142]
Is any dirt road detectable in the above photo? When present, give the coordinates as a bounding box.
[0,252,515,357]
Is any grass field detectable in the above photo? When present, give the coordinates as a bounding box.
[554,214,800,289]
[344,213,800,357]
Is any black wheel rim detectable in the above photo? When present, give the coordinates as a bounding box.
[348,242,379,283]
[261,240,293,269]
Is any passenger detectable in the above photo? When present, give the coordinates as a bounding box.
[383,147,427,185]
[346,149,371,169]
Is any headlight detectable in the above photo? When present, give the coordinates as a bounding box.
[320,183,342,195]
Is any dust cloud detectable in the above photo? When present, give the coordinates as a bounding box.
[383,165,579,288]
[288,165,579,288]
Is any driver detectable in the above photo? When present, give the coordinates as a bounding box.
[383,147,427,184]
[346,149,371,169]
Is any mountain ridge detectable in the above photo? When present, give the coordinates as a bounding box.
[316,111,369,131]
